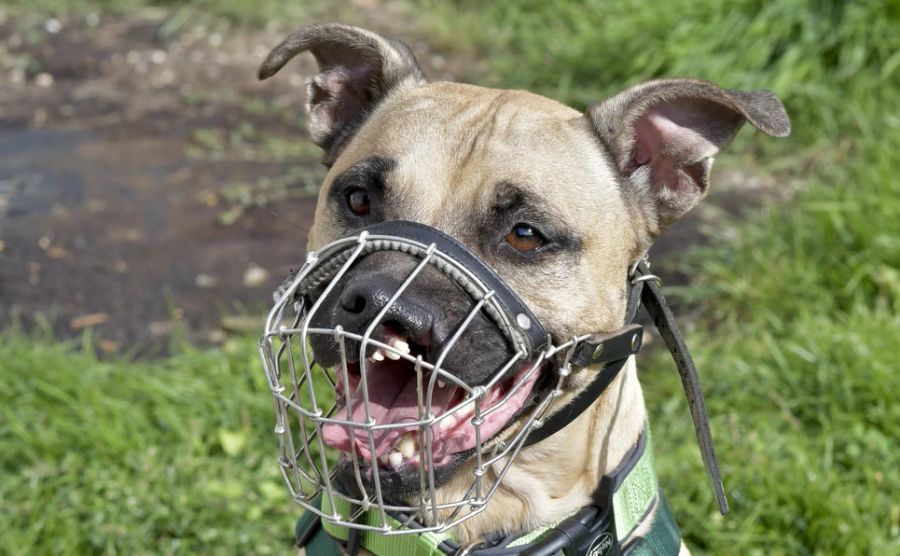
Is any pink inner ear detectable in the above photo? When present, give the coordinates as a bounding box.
[309,66,373,140]
[632,110,689,192]
[629,100,732,193]
[633,114,660,167]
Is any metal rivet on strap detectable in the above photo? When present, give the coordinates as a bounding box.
[516,313,531,330]
[631,334,640,351]
[592,344,604,360]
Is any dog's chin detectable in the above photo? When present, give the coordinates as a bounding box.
[333,451,469,504]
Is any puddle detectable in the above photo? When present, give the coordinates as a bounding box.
[1,129,90,218]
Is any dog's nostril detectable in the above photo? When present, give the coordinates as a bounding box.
[341,293,367,315]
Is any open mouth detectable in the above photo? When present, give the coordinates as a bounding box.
[320,327,541,472]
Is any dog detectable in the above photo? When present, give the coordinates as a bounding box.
[257,23,789,555]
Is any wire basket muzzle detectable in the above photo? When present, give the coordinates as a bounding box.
[258,222,568,535]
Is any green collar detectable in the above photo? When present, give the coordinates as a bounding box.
[296,427,678,555]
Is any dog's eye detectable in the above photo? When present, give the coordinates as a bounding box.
[505,223,545,252]
[346,187,371,216]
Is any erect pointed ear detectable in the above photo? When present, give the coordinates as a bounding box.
[585,79,790,236]
[258,23,425,153]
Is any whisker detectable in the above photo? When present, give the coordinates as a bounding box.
[268,206,311,233]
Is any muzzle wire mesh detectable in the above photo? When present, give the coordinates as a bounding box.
[259,230,584,535]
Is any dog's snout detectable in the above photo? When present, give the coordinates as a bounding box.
[335,276,434,341]
[307,253,515,379]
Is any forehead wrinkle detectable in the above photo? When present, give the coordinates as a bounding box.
[426,93,516,223]
[451,92,510,173]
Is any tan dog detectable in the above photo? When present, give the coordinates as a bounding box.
[259,23,789,554]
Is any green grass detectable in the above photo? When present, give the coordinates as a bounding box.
[0,330,298,554]
[2,0,899,554]
[643,304,899,554]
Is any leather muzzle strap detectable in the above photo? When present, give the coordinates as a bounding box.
[634,262,729,515]
[522,325,643,448]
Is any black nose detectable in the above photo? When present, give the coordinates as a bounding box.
[335,276,434,340]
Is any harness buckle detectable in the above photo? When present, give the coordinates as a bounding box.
[519,477,620,556]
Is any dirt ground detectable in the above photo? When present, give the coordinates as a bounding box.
[0,7,777,356]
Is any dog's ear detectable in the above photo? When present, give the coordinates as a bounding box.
[585,79,790,235]
[259,23,425,152]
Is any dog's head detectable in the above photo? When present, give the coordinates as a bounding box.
[260,24,789,504]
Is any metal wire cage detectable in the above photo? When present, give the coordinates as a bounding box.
[258,229,577,535]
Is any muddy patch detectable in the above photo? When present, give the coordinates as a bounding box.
[0,119,319,355]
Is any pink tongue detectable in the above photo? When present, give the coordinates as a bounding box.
[321,364,458,459]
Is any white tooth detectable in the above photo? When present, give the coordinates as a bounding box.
[379,454,389,466]
[437,379,447,388]
[385,349,401,360]
[388,450,403,468]
[393,339,411,355]
[397,433,416,459]
[370,350,385,362]
[439,415,457,431]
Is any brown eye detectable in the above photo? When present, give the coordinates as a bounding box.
[505,223,545,252]
[346,188,371,216]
